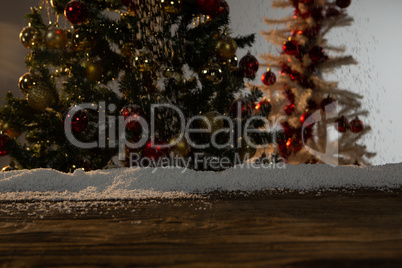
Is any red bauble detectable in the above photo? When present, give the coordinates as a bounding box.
[230,98,255,118]
[350,118,364,133]
[335,116,349,133]
[255,99,272,116]
[261,70,276,86]
[0,134,11,157]
[239,53,259,77]
[320,96,335,112]
[300,111,315,127]
[210,0,229,18]
[336,0,351,9]
[309,46,327,64]
[197,0,220,16]
[68,110,88,133]
[121,105,145,134]
[143,138,168,161]
[284,103,295,115]
[64,0,88,25]
[283,40,299,55]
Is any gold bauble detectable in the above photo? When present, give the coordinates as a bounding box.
[161,0,182,14]
[71,29,94,51]
[163,67,175,78]
[200,111,224,135]
[199,63,223,84]
[20,27,42,49]
[1,162,18,172]
[27,85,56,111]
[239,140,257,160]
[18,73,38,95]
[169,136,191,157]
[133,50,155,72]
[1,123,22,139]
[79,58,103,82]
[219,56,238,71]
[216,37,237,60]
[44,27,68,49]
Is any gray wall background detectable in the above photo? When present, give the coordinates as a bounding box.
[0,0,401,168]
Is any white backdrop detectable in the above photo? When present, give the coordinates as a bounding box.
[0,0,401,168]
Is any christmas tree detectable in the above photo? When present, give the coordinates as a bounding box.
[0,0,274,172]
[256,0,375,165]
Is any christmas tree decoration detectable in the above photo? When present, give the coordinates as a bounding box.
[199,63,223,84]
[215,37,237,60]
[143,138,169,161]
[230,97,255,119]
[201,111,224,134]
[169,136,191,157]
[239,53,259,77]
[1,122,22,139]
[350,118,364,133]
[161,0,182,14]
[309,46,327,64]
[64,0,89,25]
[79,58,103,82]
[219,56,238,71]
[27,86,56,111]
[197,0,220,16]
[286,137,303,154]
[261,69,276,86]
[121,105,145,134]
[255,99,272,116]
[336,0,351,9]
[300,111,315,127]
[163,67,182,80]
[284,103,295,115]
[284,89,295,104]
[19,27,42,49]
[335,116,349,133]
[210,0,229,19]
[18,73,38,95]
[70,161,92,172]
[72,29,94,51]
[0,134,11,157]
[258,0,373,164]
[283,40,299,55]
[133,50,155,72]
[239,139,257,160]
[320,96,335,112]
[1,162,18,172]
[44,27,68,49]
[50,0,70,14]
[65,109,88,133]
